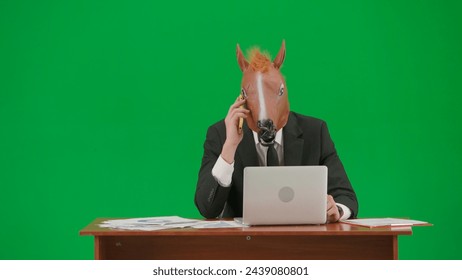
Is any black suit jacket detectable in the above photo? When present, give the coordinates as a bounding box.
[195,112,358,219]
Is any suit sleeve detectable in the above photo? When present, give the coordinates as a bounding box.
[320,121,359,218]
[195,125,232,218]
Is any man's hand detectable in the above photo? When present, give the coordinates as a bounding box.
[326,195,341,223]
[221,98,249,164]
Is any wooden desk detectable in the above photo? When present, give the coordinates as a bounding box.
[80,218,412,260]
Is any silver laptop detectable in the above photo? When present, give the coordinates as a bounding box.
[239,166,327,226]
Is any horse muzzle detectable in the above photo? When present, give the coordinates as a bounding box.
[257,119,277,146]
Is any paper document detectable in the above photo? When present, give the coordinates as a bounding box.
[99,216,245,231]
[192,220,244,229]
[341,218,431,228]
[99,216,200,231]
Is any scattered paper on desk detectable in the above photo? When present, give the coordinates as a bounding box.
[99,216,245,231]
[192,220,244,229]
[341,218,431,228]
[99,216,200,231]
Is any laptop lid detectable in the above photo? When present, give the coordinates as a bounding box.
[242,166,327,225]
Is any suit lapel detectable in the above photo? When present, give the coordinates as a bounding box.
[283,112,304,166]
[237,123,259,167]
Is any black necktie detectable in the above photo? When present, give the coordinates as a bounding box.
[266,144,279,166]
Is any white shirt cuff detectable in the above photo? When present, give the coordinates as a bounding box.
[211,155,234,187]
[336,203,351,220]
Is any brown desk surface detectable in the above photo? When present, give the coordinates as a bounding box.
[80,218,413,237]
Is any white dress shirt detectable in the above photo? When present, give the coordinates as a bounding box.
[211,129,351,220]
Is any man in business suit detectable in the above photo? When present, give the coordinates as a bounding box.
[195,41,358,222]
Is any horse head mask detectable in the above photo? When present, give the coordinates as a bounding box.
[236,40,290,146]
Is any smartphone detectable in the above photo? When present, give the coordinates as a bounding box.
[238,94,245,134]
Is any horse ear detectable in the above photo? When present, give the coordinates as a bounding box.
[273,40,286,69]
[236,44,249,72]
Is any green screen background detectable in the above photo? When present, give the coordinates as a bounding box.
[1,0,461,259]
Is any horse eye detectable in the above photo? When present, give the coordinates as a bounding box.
[278,84,285,96]
[241,88,247,98]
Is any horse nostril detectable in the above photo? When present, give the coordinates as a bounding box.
[257,120,263,128]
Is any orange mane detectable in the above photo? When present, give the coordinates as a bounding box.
[248,48,272,72]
